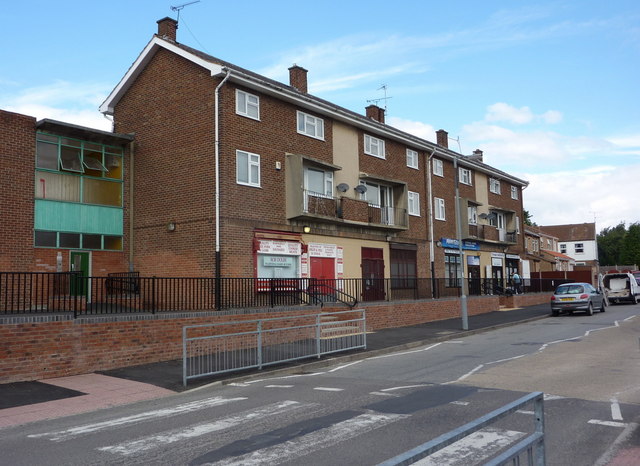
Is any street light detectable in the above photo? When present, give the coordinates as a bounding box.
[453,154,469,330]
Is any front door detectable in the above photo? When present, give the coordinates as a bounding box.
[468,265,481,295]
[310,257,335,298]
[70,251,90,298]
[362,247,385,301]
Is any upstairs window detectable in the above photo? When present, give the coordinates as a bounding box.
[236,90,260,120]
[406,149,419,169]
[297,111,324,140]
[236,150,261,187]
[511,185,519,200]
[575,243,584,254]
[304,166,333,196]
[468,205,477,225]
[560,243,567,254]
[433,158,444,177]
[490,178,501,194]
[434,197,446,220]
[459,167,472,186]
[408,191,420,216]
[364,134,385,159]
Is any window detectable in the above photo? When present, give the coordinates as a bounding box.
[304,167,333,196]
[432,159,443,177]
[297,111,324,140]
[434,197,446,220]
[445,254,461,287]
[468,205,477,225]
[236,90,259,120]
[575,243,584,254]
[364,134,385,159]
[459,167,472,185]
[391,248,417,289]
[236,150,260,187]
[489,178,501,194]
[533,239,539,252]
[511,185,519,200]
[360,180,394,225]
[34,231,123,250]
[560,243,567,254]
[408,191,420,216]
[406,149,419,169]
[516,215,521,234]
[35,133,124,207]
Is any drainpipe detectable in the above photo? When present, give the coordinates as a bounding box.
[128,140,135,272]
[215,69,231,307]
[425,147,436,297]
[453,154,469,330]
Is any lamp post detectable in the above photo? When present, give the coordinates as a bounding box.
[453,154,469,330]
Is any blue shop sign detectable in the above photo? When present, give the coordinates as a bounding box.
[440,238,480,251]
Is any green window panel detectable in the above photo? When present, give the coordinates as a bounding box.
[35,199,123,235]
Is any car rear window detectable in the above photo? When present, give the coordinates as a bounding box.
[555,285,584,295]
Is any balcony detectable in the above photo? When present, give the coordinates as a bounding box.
[466,224,518,244]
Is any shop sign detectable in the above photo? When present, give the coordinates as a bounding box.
[258,239,301,255]
[440,238,480,251]
[467,256,480,266]
[308,243,337,258]
[492,257,503,266]
[491,252,505,258]
[506,254,521,260]
[263,256,294,267]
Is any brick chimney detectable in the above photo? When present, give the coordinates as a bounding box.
[471,149,484,162]
[365,105,385,124]
[157,17,178,42]
[436,129,448,148]
[288,65,308,93]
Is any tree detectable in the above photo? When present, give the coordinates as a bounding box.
[598,222,627,266]
[621,223,640,266]
[523,210,536,226]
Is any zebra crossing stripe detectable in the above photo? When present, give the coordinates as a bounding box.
[411,427,525,465]
[208,411,409,466]
[29,396,247,441]
[99,400,306,456]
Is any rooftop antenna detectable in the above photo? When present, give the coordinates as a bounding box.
[170,0,200,22]
[449,135,463,153]
[367,84,393,113]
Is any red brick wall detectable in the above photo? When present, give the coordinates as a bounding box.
[0,295,500,383]
[0,110,36,271]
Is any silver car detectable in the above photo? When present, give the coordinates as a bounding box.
[550,282,606,316]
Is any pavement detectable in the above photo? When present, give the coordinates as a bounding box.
[0,302,637,464]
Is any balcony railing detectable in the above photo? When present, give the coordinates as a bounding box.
[367,204,408,228]
[466,224,518,244]
[303,190,339,218]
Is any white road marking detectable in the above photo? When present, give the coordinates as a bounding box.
[327,361,362,372]
[449,401,470,406]
[29,396,247,441]
[381,384,430,392]
[370,391,399,397]
[516,410,534,415]
[369,343,442,360]
[244,372,327,385]
[208,411,409,465]
[313,387,344,392]
[227,383,250,387]
[486,354,526,365]
[456,364,484,382]
[610,398,623,421]
[538,336,581,352]
[265,385,294,389]
[411,427,525,465]
[543,394,565,401]
[444,340,465,344]
[588,419,628,428]
[98,400,307,456]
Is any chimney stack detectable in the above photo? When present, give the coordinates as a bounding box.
[157,17,178,42]
[471,149,484,162]
[288,65,308,93]
[436,129,448,148]
[365,105,385,124]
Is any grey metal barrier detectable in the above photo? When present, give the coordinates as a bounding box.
[183,309,366,386]
[378,391,545,466]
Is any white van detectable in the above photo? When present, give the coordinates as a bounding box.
[602,273,640,304]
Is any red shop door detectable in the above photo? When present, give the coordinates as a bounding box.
[310,257,336,295]
[362,247,385,301]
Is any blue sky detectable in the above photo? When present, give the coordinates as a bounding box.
[2,1,639,232]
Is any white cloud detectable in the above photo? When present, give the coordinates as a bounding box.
[541,110,563,124]
[0,81,111,131]
[387,116,436,140]
[484,102,562,125]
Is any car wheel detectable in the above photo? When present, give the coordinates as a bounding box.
[587,302,594,316]
[600,300,606,312]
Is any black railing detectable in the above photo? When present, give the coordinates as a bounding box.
[0,272,570,318]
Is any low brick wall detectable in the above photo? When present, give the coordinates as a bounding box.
[499,292,551,309]
[1,295,500,383]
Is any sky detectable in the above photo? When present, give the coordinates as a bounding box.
[2,1,639,233]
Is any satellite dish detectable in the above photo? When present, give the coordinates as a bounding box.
[337,183,350,193]
[354,184,367,194]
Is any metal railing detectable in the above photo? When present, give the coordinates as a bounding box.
[378,391,545,466]
[182,309,366,385]
[1,272,570,317]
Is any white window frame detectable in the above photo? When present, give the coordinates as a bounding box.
[560,243,567,254]
[408,191,420,216]
[434,197,446,221]
[236,89,260,120]
[511,185,519,200]
[432,159,444,177]
[236,150,261,187]
[459,167,472,186]
[468,205,477,225]
[406,149,419,169]
[575,243,584,254]
[297,111,324,140]
[304,166,333,197]
[489,178,501,194]
[364,134,385,159]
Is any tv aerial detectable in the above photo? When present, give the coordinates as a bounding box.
[171,0,200,22]
[367,84,393,112]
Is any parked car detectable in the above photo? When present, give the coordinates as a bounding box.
[550,282,605,316]
[602,272,640,304]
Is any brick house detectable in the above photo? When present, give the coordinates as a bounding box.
[94,17,528,297]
